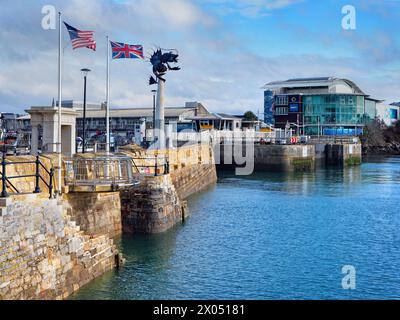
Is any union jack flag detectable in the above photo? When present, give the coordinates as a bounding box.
[110,41,144,59]
[64,22,96,51]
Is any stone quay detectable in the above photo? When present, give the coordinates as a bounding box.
[0,143,217,300]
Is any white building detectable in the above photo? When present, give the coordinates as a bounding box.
[376,103,400,126]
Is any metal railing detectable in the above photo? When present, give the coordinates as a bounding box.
[131,154,170,176]
[173,130,281,146]
[41,142,61,153]
[76,142,119,154]
[64,155,139,188]
[308,136,360,144]
[0,153,54,198]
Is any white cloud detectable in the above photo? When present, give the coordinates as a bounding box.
[0,0,399,116]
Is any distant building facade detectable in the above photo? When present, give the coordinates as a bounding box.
[263,90,274,125]
[75,102,213,141]
[2,100,267,147]
[376,103,400,126]
[0,113,31,133]
[262,77,379,135]
[0,113,20,132]
[188,113,242,131]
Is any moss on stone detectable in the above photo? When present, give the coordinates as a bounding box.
[345,156,362,166]
[292,158,314,171]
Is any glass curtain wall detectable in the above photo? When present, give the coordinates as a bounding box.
[303,95,365,135]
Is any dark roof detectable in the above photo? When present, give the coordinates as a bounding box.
[188,113,241,121]
[390,102,400,107]
[77,107,196,119]
[263,77,365,95]
[216,113,240,120]
[366,97,384,103]
[233,115,259,121]
[286,77,331,82]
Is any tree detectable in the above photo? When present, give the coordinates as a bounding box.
[361,118,386,148]
[243,111,258,121]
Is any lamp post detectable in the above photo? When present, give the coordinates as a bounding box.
[151,89,157,129]
[81,68,91,153]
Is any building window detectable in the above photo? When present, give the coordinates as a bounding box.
[348,96,354,105]
[275,95,288,106]
[275,107,288,115]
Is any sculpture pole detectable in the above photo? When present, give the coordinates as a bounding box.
[155,80,165,150]
[149,47,180,150]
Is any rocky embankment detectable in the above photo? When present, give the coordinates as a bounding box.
[360,120,400,155]
[362,141,400,155]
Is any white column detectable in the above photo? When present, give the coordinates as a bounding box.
[30,124,39,155]
[155,80,165,149]
[166,124,173,149]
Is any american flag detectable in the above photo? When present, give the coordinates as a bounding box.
[64,22,96,51]
[110,41,144,59]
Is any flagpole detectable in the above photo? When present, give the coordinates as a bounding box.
[57,12,63,195]
[106,36,110,154]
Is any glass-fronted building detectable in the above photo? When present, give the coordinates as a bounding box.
[262,77,380,136]
[303,94,366,135]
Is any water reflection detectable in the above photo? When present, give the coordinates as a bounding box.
[71,156,400,300]
[217,165,364,198]
[71,228,181,300]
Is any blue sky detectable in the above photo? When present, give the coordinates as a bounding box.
[0,0,399,114]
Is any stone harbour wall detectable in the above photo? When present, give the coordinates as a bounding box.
[325,143,362,166]
[170,164,217,200]
[63,192,122,238]
[168,144,218,199]
[218,144,315,172]
[120,175,188,234]
[0,194,118,300]
[121,143,218,199]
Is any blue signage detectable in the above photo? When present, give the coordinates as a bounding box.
[390,109,398,120]
[289,103,299,112]
[288,95,301,112]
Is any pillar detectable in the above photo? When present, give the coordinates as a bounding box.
[31,125,39,155]
[155,80,165,150]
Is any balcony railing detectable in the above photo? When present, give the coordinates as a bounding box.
[64,155,139,189]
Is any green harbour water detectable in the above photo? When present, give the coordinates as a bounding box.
[71,156,400,300]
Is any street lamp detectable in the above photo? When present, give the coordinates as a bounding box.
[81,68,91,153]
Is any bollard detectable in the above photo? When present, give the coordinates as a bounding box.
[154,154,158,176]
[166,158,170,174]
[33,155,41,194]
[49,168,54,199]
[1,153,8,198]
